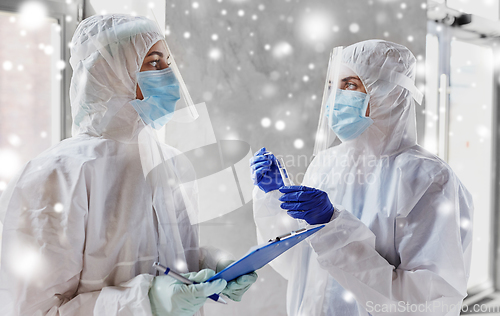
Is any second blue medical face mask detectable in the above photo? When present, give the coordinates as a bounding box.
[325,89,374,142]
[130,67,180,129]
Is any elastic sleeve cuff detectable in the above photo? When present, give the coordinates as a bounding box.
[331,206,343,221]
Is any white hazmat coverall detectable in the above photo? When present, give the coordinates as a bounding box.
[0,15,220,316]
[253,40,473,316]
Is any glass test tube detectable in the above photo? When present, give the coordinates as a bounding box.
[276,157,293,186]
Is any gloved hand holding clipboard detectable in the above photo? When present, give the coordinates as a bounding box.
[206,225,324,283]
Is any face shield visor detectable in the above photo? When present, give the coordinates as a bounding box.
[135,32,253,227]
[156,38,199,124]
[131,38,198,128]
[314,46,344,156]
[314,46,382,155]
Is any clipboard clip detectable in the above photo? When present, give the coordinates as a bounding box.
[268,228,307,243]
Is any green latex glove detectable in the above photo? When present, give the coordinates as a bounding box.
[149,269,227,316]
[216,260,258,302]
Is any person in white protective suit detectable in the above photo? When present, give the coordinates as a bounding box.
[0,14,256,316]
[250,40,473,316]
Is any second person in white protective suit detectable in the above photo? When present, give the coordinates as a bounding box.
[0,14,256,316]
[250,40,473,316]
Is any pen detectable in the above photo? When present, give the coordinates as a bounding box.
[152,262,227,305]
[268,228,307,242]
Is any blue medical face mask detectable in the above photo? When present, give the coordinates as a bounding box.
[130,67,180,129]
[325,89,373,142]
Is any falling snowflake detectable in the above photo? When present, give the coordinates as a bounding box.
[0,149,21,179]
[272,42,293,58]
[44,45,54,55]
[208,48,222,60]
[343,291,355,303]
[349,23,360,33]
[54,203,64,213]
[2,61,13,71]
[300,12,331,42]
[294,139,304,149]
[275,121,286,131]
[461,218,470,229]
[476,125,489,138]
[19,2,48,29]
[8,134,21,147]
[56,60,66,70]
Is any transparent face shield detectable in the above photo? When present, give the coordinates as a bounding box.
[313,46,343,156]
[136,32,253,227]
[160,39,199,124]
[313,46,373,155]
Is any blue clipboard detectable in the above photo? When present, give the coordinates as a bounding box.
[206,225,325,282]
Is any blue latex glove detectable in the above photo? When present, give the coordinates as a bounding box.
[249,147,284,193]
[149,269,227,316]
[279,185,335,225]
[216,260,258,302]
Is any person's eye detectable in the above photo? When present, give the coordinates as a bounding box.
[346,82,357,90]
[149,59,160,68]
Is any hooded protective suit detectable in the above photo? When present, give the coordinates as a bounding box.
[253,40,473,315]
[0,15,220,316]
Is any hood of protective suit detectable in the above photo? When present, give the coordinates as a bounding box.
[69,15,164,140]
[340,40,420,157]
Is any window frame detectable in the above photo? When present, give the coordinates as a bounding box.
[0,0,83,140]
[427,20,500,306]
